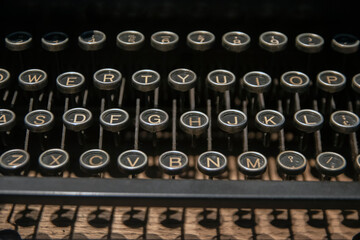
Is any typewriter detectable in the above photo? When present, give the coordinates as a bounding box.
[1,0,360,239]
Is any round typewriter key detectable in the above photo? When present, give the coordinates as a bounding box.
[140,109,169,133]
[79,149,110,174]
[197,151,227,177]
[38,148,69,174]
[316,70,346,93]
[63,108,93,132]
[117,150,148,175]
[41,32,69,52]
[116,30,145,51]
[222,31,251,53]
[93,68,122,91]
[78,30,106,51]
[280,71,310,93]
[295,33,324,54]
[355,155,360,174]
[131,69,160,92]
[0,109,16,132]
[25,109,55,133]
[159,150,188,175]
[293,109,324,133]
[187,30,215,51]
[242,71,272,93]
[276,151,307,176]
[0,149,30,174]
[5,31,32,51]
[351,73,360,94]
[168,68,197,92]
[0,69,11,90]
[218,109,247,134]
[180,111,209,136]
[151,31,179,52]
[237,151,267,176]
[100,108,129,132]
[316,152,346,177]
[255,110,285,133]
[331,34,359,54]
[18,69,48,91]
[207,69,236,92]
[259,31,287,52]
[329,110,360,134]
[56,72,85,94]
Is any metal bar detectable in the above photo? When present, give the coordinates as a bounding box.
[0,177,359,209]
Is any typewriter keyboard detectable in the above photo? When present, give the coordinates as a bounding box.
[0,27,360,211]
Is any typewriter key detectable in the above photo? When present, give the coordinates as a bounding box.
[242,71,272,94]
[316,152,346,177]
[41,32,69,52]
[179,111,209,136]
[316,70,346,94]
[355,155,360,174]
[38,148,69,174]
[24,109,55,133]
[151,31,179,52]
[168,68,197,92]
[293,109,324,133]
[187,30,215,51]
[93,68,122,91]
[5,31,32,51]
[78,30,106,51]
[0,109,16,132]
[159,150,188,175]
[331,34,359,54]
[276,151,307,176]
[18,69,48,91]
[0,149,30,174]
[197,151,227,177]
[131,69,161,92]
[100,108,129,132]
[351,73,360,94]
[0,69,11,90]
[79,149,110,174]
[140,109,169,133]
[280,71,310,93]
[56,72,85,94]
[237,151,267,177]
[295,33,324,54]
[329,110,360,134]
[116,30,145,51]
[255,109,285,133]
[217,109,247,134]
[63,108,93,132]
[222,31,251,53]
[259,31,287,52]
[117,150,148,175]
[207,69,236,93]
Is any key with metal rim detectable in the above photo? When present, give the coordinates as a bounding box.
[38,148,69,175]
[237,151,267,178]
[197,151,227,178]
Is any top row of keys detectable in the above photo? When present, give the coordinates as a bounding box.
[4,30,359,54]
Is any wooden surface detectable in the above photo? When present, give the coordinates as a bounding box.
[1,156,360,239]
[1,204,360,239]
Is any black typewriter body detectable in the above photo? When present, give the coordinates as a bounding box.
[0,0,360,210]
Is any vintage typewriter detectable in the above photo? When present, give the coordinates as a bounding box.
[1,0,360,239]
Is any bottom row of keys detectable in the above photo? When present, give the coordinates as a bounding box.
[0,149,353,178]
